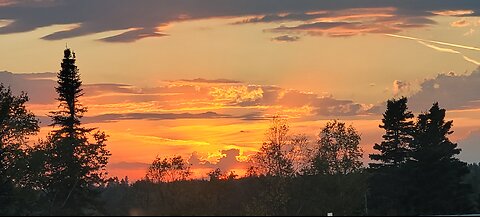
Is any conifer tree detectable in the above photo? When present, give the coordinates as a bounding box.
[41,49,110,214]
[370,97,414,168]
[408,103,473,214]
[368,97,415,215]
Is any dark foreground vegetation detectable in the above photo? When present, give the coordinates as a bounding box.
[102,174,368,216]
[1,49,479,216]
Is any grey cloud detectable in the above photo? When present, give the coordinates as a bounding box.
[0,71,56,104]
[236,12,326,24]
[458,130,480,164]
[99,28,168,43]
[1,0,479,42]
[312,97,364,116]
[238,112,268,121]
[409,69,480,111]
[0,71,144,104]
[39,112,274,126]
[179,78,242,84]
[272,35,300,42]
[234,86,367,117]
[84,111,232,124]
[368,68,480,115]
[274,22,358,31]
[38,111,232,126]
[108,161,150,170]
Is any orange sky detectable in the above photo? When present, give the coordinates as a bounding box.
[1,0,480,180]
[17,72,480,180]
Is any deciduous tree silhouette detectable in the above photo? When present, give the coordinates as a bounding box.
[251,116,294,177]
[286,134,314,176]
[311,120,363,175]
[146,155,192,183]
[0,85,39,214]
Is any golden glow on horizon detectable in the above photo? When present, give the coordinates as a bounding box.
[2,8,480,181]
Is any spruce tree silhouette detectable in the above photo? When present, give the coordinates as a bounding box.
[370,97,414,168]
[43,48,110,215]
[408,103,473,214]
[368,97,415,215]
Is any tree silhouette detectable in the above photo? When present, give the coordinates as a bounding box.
[251,116,293,177]
[38,49,110,214]
[0,85,39,214]
[311,120,363,175]
[207,168,223,181]
[408,103,473,214]
[286,134,314,176]
[370,97,414,168]
[368,97,415,215]
[146,155,192,183]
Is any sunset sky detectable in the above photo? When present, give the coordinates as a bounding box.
[1,0,480,180]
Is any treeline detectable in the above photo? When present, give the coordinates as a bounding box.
[0,49,479,216]
[103,99,480,216]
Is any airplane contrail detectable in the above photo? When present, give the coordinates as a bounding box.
[463,55,480,65]
[386,34,480,66]
[385,34,480,52]
[417,41,460,54]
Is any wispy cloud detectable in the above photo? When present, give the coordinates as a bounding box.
[272,35,300,42]
[451,18,471,27]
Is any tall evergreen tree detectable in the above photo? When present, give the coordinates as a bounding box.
[41,49,110,214]
[368,97,415,215]
[408,103,473,214]
[370,97,414,168]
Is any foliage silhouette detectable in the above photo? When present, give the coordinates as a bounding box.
[0,85,39,215]
[310,120,363,175]
[32,49,111,215]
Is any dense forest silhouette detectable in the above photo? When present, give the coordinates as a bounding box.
[0,49,479,216]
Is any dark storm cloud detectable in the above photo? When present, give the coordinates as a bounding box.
[0,0,479,42]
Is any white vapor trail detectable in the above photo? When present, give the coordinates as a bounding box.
[386,34,480,52]
[386,34,480,66]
